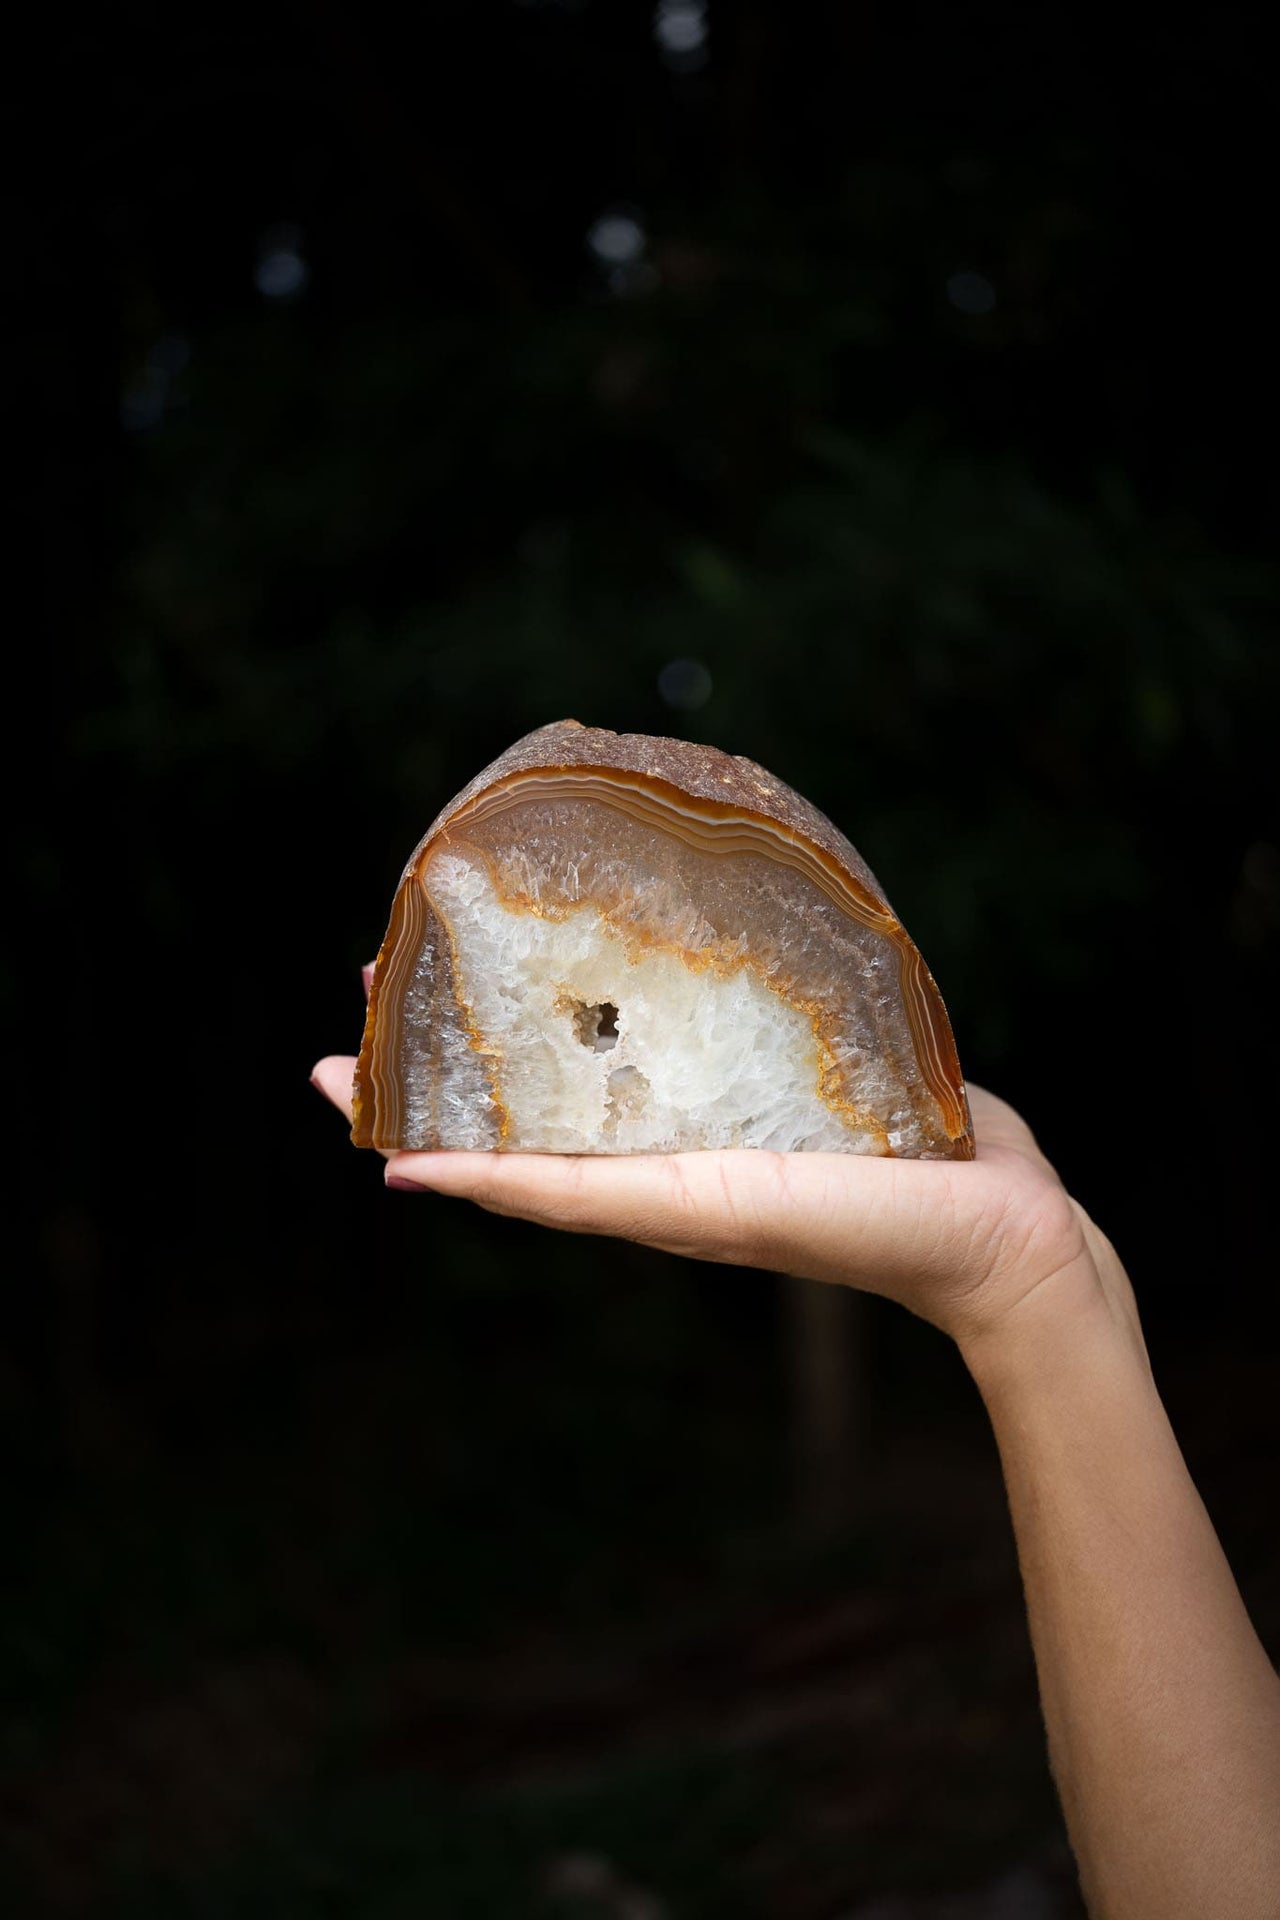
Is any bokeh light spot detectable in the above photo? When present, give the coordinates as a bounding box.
[255,225,310,301]
[654,0,709,70]
[119,333,191,433]
[946,270,997,315]
[658,658,713,710]
[587,211,647,267]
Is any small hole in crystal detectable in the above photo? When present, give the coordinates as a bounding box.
[573,1001,620,1052]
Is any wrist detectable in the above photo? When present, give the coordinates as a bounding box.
[958,1227,1149,1410]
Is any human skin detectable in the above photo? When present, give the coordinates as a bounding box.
[311,1055,1280,1918]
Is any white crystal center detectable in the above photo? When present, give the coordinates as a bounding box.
[427,852,871,1153]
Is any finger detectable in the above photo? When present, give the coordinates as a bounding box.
[311,1054,357,1122]
[381,1144,974,1298]
[312,1053,407,1162]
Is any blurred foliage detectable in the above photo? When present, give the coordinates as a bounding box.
[94,280,1276,1071]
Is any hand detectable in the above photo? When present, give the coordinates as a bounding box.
[310,1054,1132,1361]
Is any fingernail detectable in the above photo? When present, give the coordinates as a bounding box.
[386,1174,428,1193]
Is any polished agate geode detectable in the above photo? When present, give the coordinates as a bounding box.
[352,721,973,1159]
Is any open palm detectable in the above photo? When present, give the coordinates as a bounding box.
[311,1058,1114,1352]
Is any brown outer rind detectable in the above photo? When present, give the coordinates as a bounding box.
[352,720,974,1156]
[405,721,895,914]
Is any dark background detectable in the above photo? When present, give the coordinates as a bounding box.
[5,3,1279,1914]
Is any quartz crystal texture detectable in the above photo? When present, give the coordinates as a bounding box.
[352,720,974,1159]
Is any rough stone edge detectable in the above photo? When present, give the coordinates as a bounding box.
[400,719,900,921]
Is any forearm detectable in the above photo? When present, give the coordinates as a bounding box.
[964,1246,1280,1919]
